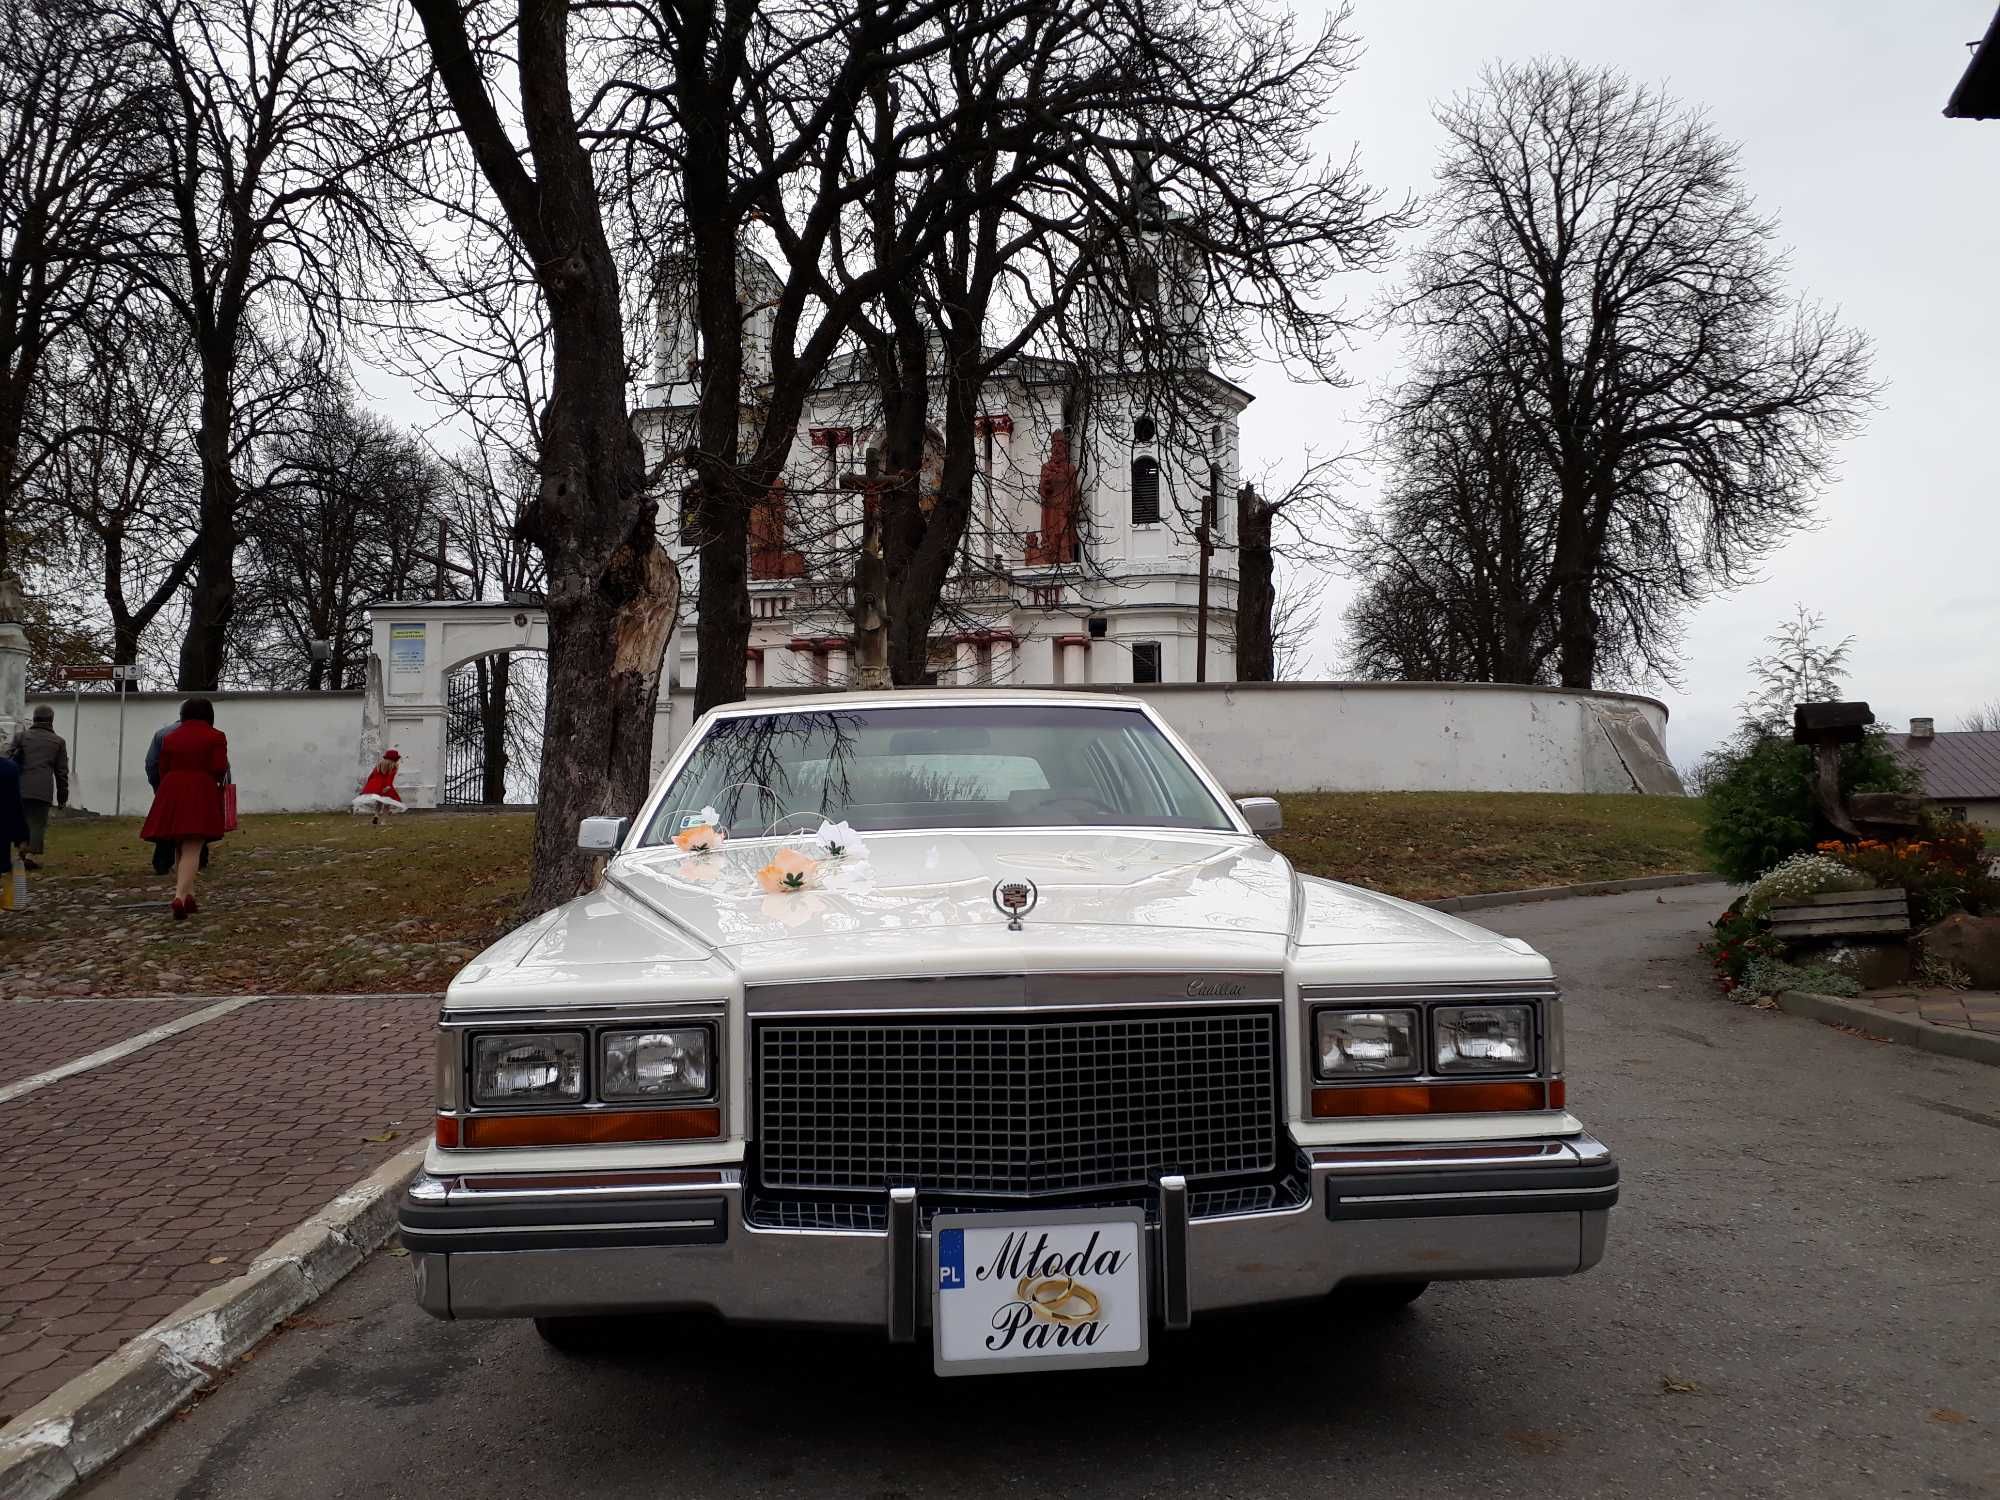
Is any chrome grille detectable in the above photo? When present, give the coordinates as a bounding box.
[754,1008,1280,1196]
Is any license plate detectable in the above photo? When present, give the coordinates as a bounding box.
[931,1208,1148,1375]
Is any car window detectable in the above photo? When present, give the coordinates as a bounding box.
[639,704,1234,841]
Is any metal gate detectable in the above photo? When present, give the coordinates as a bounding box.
[440,651,547,807]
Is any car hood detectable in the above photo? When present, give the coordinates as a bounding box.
[584,828,1537,979]
[446,828,1548,1006]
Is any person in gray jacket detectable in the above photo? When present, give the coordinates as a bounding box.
[6,705,69,870]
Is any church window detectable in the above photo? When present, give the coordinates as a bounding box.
[1131,455,1161,525]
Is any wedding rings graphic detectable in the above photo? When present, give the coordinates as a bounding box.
[1015,1274,1101,1327]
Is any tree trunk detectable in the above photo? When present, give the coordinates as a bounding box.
[0,374,26,579]
[873,323,935,686]
[408,0,680,913]
[1235,484,1275,682]
[481,651,511,803]
[688,199,749,715]
[521,317,677,911]
[177,380,239,689]
[1550,482,1599,689]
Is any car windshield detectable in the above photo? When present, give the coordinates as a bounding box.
[638,704,1235,842]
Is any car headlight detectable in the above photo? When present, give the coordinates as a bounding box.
[601,1026,713,1101]
[1433,1005,1535,1073]
[1315,1008,1420,1077]
[471,1032,585,1105]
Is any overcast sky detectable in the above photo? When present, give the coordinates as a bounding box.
[1248,0,2000,767]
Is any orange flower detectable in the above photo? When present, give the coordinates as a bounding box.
[755,847,820,894]
[674,822,726,854]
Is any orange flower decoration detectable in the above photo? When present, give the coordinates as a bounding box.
[755,847,820,894]
[674,822,726,854]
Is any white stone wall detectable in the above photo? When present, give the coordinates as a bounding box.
[30,678,1678,815]
[24,691,363,816]
[655,681,1679,796]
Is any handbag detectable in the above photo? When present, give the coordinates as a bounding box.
[222,782,239,833]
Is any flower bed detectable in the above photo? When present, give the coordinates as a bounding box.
[1704,820,1996,999]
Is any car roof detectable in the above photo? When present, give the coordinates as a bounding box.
[703,689,1146,716]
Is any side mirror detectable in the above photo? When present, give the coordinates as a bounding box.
[1235,796,1282,835]
[578,815,630,854]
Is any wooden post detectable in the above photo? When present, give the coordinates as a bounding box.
[1792,701,1874,840]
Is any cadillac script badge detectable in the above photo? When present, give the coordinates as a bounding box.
[992,878,1039,931]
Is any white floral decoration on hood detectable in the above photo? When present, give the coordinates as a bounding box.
[814,819,867,861]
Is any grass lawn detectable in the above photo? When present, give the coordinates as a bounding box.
[0,810,531,1000]
[1266,792,1708,903]
[0,794,1708,998]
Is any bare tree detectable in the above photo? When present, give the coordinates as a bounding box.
[32,295,202,668]
[114,0,396,689]
[403,0,679,908]
[1391,59,1876,689]
[0,0,159,576]
[234,381,448,689]
[834,0,1402,687]
[1958,701,2000,733]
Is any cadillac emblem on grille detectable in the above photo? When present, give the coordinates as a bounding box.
[992,878,1038,930]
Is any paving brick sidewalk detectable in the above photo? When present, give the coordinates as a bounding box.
[1,1001,218,1090]
[0,995,435,1422]
[1847,987,2000,1035]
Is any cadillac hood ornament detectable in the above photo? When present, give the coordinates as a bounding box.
[993,878,1039,931]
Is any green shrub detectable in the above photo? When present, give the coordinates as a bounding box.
[1701,903,1787,992]
[1699,730,1919,883]
[1741,852,1874,917]
[1741,956,1863,998]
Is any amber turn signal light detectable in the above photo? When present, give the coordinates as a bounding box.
[447,1107,723,1149]
[1311,1080,1555,1118]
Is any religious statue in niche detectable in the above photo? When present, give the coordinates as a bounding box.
[1031,429,1079,566]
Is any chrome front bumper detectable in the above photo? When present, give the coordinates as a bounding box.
[402,1134,1615,1327]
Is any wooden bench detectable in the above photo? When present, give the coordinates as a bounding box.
[1766,887,1910,941]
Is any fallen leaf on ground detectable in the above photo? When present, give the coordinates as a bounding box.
[387,1245,410,1258]
[205,1255,229,1265]
[1661,1375,1701,1394]
[1929,1409,1970,1424]
[360,1130,399,1142]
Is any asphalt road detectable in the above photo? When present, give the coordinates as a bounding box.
[80,886,2000,1500]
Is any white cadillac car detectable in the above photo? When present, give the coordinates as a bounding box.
[401,691,1616,1374]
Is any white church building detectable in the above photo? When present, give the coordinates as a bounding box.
[632,253,1250,693]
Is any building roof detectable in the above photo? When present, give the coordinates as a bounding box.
[1884,729,2000,800]
[1946,6,2000,117]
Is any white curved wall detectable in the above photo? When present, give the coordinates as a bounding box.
[34,679,1680,816]
[661,680,1682,797]
[1096,682,1679,796]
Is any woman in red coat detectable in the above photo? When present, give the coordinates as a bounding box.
[140,698,230,920]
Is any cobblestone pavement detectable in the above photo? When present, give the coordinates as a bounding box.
[1854,986,2000,1035]
[0,994,436,1422]
[0,1000,217,1089]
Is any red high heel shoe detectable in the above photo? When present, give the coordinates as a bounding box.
[185,896,200,916]
[171,898,189,921]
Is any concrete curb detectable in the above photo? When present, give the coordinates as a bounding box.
[0,1139,427,1500]
[1421,872,1721,913]
[1774,990,2000,1068]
